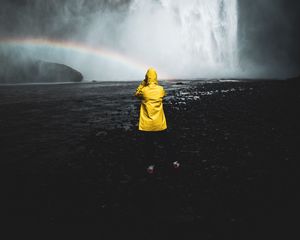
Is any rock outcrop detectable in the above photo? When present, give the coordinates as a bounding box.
[0,56,83,83]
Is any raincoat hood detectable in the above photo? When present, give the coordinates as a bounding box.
[145,68,158,85]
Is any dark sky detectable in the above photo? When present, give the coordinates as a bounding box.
[1,0,300,78]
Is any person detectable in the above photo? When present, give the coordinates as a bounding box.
[135,67,180,174]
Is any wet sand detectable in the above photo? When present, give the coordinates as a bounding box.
[0,79,298,238]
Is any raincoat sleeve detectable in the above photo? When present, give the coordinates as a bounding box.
[134,80,146,97]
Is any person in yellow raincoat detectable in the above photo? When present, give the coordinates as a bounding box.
[135,68,179,174]
[135,68,167,131]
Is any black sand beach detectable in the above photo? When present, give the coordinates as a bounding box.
[0,79,298,238]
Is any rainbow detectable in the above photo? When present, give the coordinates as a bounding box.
[0,37,171,79]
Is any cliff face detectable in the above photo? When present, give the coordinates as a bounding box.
[36,61,83,83]
[0,57,83,83]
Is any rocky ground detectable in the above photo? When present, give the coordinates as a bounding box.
[0,79,298,238]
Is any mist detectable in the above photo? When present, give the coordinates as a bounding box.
[0,0,300,81]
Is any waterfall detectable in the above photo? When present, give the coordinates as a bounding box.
[1,0,239,80]
[125,0,239,78]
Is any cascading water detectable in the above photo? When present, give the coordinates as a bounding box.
[124,0,239,78]
[173,0,238,68]
[0,0,239,80]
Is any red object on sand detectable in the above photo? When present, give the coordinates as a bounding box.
[173,161,180,169]
[147,165,154,174]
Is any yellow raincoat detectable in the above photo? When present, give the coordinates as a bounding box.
[135,68,167,131]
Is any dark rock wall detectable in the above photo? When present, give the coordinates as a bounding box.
[0,57,83,83]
